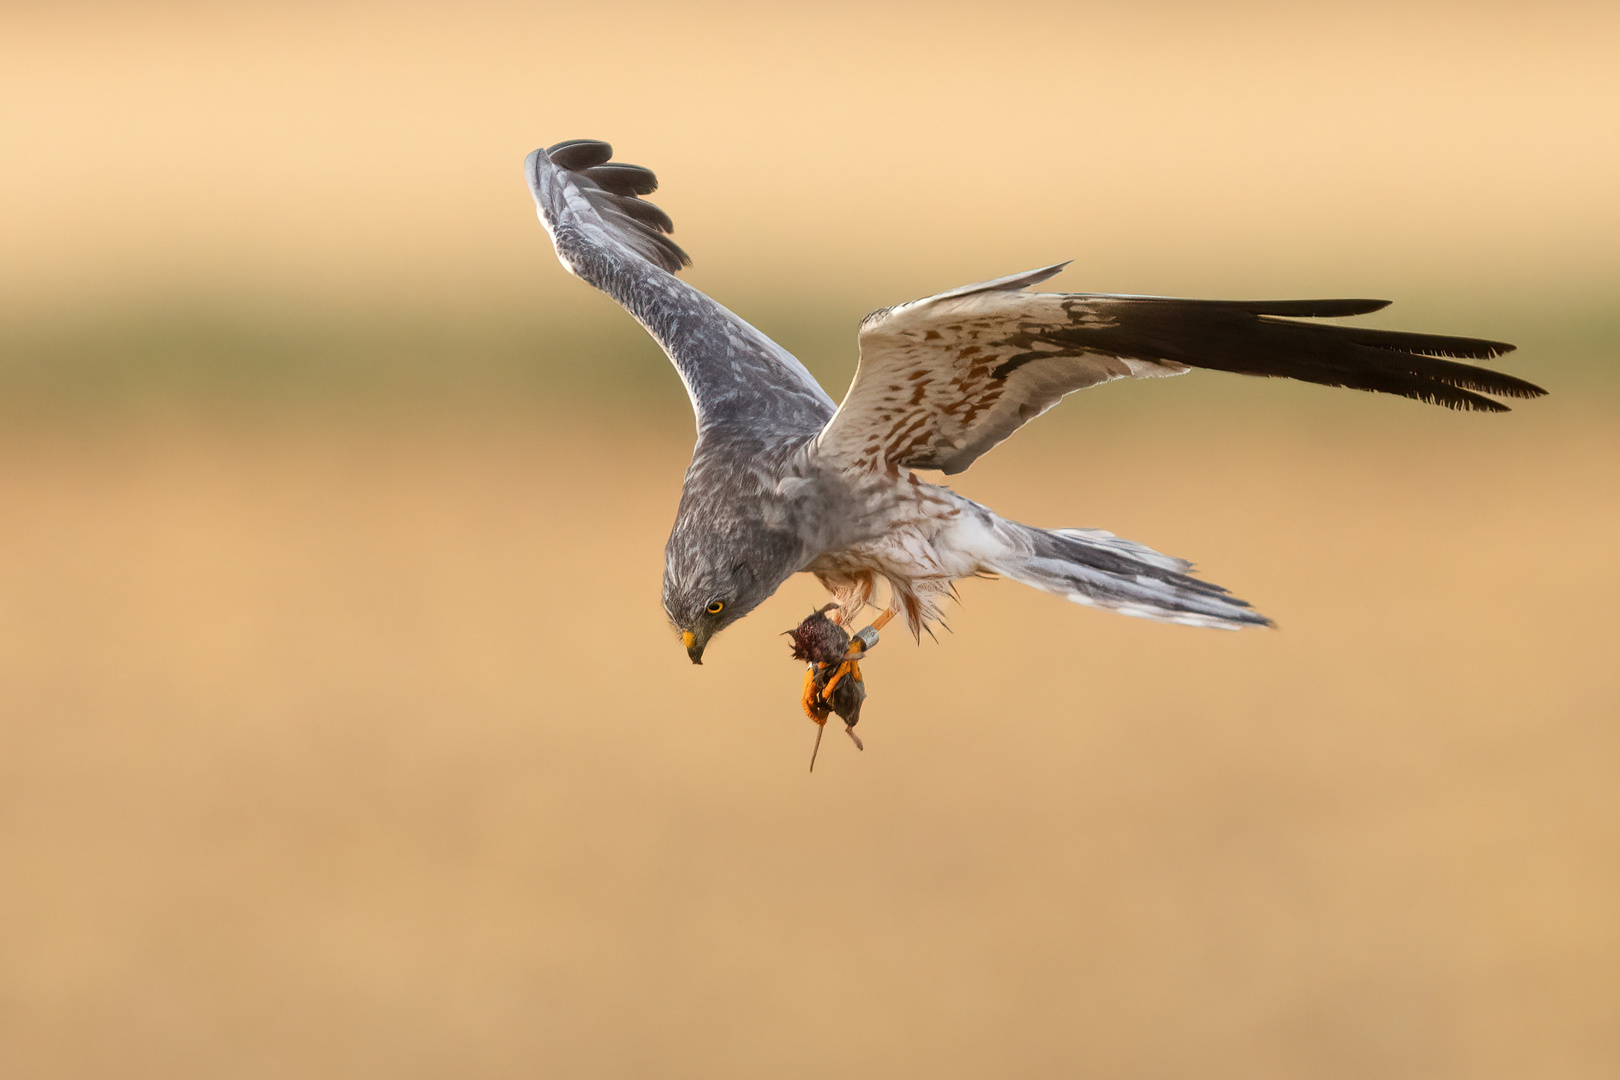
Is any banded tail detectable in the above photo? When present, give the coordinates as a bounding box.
[991,522,1272,630]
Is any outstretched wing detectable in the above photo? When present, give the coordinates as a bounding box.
[813,264,1545,475]
[526,140,834,435]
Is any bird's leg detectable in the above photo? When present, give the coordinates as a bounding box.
[842,606,896,661]
[814,605,892,728]
[808,721,825,773]
[822,661,855,695]
[822,573,875,627]
[857,607,896,644]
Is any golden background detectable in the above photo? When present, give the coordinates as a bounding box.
[2,2,1617,1077]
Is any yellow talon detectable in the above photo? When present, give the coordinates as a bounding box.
[801,666,830,724]
[823,659,855,695]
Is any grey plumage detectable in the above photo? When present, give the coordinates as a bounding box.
[524,140,1545,662]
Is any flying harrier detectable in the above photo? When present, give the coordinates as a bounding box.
[524,140,1544,665]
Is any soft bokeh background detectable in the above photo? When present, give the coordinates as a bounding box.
[2,2,1617,1077]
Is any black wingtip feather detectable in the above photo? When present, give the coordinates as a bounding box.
[1074,296,1545,412]
[1335,366,1515,412]
[1322,324,1518,361]
[546,139,613,171]
[1243,298,1392,317]
[544,139,689,273]
[610,195,675,233]
[584,163,659,197]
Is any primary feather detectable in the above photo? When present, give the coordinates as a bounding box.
[815,271,1544,475]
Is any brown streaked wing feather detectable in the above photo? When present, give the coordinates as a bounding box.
[816,287,1186,475]
[814,271,1543,476]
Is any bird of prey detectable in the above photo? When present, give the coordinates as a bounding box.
[524,139,1545,667]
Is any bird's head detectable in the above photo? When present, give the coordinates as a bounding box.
[663,519,799,665]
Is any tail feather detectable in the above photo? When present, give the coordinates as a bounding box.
[992,523,1272,630]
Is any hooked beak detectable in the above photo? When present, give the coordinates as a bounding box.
[682,630,705,665]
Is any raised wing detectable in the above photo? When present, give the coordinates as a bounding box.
[525,140,834,435]
[813,265,1545,475]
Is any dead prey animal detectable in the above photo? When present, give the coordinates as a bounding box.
[786,604,895,771]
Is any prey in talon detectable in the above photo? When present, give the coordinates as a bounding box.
[787,605,880,770]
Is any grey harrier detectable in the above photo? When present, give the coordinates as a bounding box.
[524,139,1544,670]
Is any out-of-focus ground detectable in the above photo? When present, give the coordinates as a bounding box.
[2,2,1619,1078]
[1,399,1616,1079]
[7,1,1620,322]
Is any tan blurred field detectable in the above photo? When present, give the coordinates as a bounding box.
[5,0,1620,319]
[2,1,1619,1077]
[0,396,1616,1079]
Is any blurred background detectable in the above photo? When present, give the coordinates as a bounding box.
[1,1,1617,1077]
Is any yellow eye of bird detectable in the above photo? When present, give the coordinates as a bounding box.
[707,600,725,614]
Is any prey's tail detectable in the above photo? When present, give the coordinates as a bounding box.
[989,522,1272,630]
